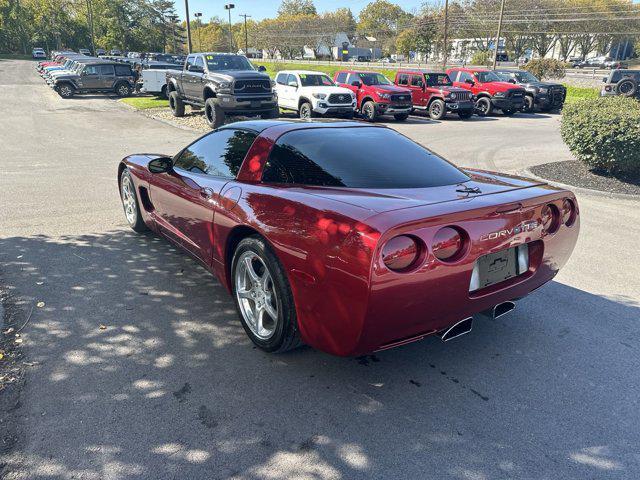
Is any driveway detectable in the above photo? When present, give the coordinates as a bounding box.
[1,59,639,480]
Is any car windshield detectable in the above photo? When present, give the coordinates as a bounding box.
[358,72,392,86]
[475,71,501,82]
[263,127,470,189]
[205,54,254,71]
[515,71,539,83]
[299,74,335,87]
[425,73,452,86]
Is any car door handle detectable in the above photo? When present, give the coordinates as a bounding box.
[200,187,214,199]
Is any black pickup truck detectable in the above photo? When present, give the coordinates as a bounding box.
[494,69,566,112]
[166,53,279,128]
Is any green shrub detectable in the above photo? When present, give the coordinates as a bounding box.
[561,96,640,175]
[471,51,491,66]
[523,58,569,80]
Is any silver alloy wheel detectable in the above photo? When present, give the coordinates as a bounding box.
[476,99,489,114]
[431,102,442,117]
[120,175,137,225]
[118,84,129,96]
[235,251,278,340]
[364,103,374,119]
[60,85,72,97]
[300,103,311,119]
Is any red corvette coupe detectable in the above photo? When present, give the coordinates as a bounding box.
[118,120,579,356]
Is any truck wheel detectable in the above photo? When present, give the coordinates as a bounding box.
[458,110,473,119]
[616,78,637,97]
[261,107,280,119]
[298,102,314,119]
[205,98,225,128]
[393,113,409,121]
[524,95,535,112]
[169,91,185,117]
[57,83,75,98]
[361,101,378,122]
[475,97,492,116]
[428,99,446,120]
[115,82,132,97]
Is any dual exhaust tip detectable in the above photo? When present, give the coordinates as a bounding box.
[437,301,516,342]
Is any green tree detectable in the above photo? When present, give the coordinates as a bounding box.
[277,0,316,17]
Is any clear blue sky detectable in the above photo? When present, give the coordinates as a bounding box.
[175,0,429,23]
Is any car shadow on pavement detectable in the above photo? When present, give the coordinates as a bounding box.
[1,230,639,479]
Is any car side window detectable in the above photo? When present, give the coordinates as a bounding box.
[83,65,99,75]
[335,72,347,83]
[458,71,473,83]
[99,65,114,76]
[346,73,359,85]
[276,73,287,85]
[286,74,297,86]
[173,129,258,178]
[185,55,195,70]
[194,56,204,69]
[411,75,424,87]
[397,74,408,86]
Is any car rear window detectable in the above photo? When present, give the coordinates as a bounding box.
[262,127,469,188]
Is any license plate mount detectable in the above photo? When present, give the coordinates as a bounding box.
[476,247,518,289]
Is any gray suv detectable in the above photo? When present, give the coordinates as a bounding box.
[601,70,639,98]
[53,61,135,98]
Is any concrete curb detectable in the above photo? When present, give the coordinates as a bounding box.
[522,168,640,202]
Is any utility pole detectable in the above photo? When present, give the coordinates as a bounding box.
[85,0,96,55]
[184,0,193,53]
[442,0,449,71]
[224,4,235,53]
[240,14,251,54]
[492,0,506,69]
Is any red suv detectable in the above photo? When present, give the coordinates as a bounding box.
[395,69,474,120]
[447,67,526,116]
[334,70,412,121]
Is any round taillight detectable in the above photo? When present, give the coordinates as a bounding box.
[541,204,561,234]
[432,227,464,261]
[382,235,420,271]
[562,198,577,227]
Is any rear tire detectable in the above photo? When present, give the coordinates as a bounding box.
[475,97,492,116]
[205,97,225,129]
[361,100,378,122]
[119,168,148,233]
[428,99,446,120]
[231,236,302,353]
[169,91,185,117]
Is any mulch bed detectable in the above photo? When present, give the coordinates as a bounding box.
[530,160,640,196]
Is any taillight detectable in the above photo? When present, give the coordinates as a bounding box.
[541,204,560,234]
[382,235,420,271]
[432,227,464,261]
[562,198,577,226]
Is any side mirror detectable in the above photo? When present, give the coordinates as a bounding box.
[508,78,516,84]
[287,80,298,88]
[464,78,474,85]
[257,65,267,72]
[148,157,173,174]
[351,80,362,88]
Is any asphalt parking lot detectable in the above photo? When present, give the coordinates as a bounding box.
[1,58,639,480]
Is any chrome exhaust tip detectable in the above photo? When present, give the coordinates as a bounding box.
[437,317,473,342]
[493,301,516,319]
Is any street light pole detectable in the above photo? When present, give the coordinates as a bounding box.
[492,0,506,69]
[240,14,251,55]
[224,4,235,53]
[442,0,449,71]
[184,0,193,53]
[194,12,202,52]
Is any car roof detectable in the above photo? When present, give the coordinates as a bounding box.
[219,119,384,134]
[278,70,332,75]
[397,69,446,75]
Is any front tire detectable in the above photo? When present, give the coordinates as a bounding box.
[361,100,378,122]
[428,99,447,120]
[119,168,148,233]
[231,236,301,353]
[57,83,75,98]
[205,97,225,128]
[169,91,185,117]
[298,102,314,120]
[115,82,132,97]
[475,97,492,116]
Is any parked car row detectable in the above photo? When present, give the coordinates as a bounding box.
[163,53,568,129]
[36,52,136,98]
[572,56,629,69]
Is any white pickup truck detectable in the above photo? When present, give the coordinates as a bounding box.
[274,70,356,119]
